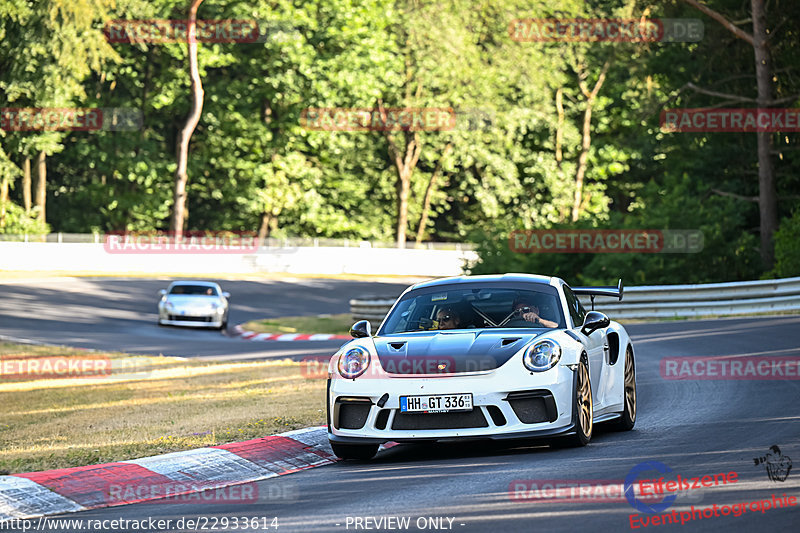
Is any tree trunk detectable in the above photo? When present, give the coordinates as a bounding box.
[396,168,412,247]
[572,103,593,222]
[415,143,453,243]
[751,0,777,268]
[35,151,46,224]
[377,99,422,248]
[258,212,275,241]
[0,177,7,228]
[170,0,205,239]
[22,157,31,213]
[555,87,564,168]
[572,62,609,222]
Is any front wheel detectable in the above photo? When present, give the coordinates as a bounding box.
[553,356,593,448]
[610,347,636,431]
[330,442,379,460]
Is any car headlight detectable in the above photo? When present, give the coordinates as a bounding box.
[338,347,370,379]
[523,339,562,372]
[166,302,174,310]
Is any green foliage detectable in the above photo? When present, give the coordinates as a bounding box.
[469,173,762,285]
[0,201,49,234]
[771,210,800,278]
[0,0,798,284]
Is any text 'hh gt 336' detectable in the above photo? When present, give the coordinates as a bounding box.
[327,274,636,460]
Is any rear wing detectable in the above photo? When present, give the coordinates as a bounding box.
[572,279,623,310]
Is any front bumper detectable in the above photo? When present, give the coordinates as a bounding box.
[159,318,223,328]
[158,309,224,328]
[327,364,578,444]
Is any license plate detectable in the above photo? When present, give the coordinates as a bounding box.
[400,393,473,413]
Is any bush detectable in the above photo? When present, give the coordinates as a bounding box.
[771,210,800,278]
[0,201,49,235]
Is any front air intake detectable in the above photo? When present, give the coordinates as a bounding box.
[335,397,372,430]
[505,390,558,424]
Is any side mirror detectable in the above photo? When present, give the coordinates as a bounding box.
[222,292,231,299]
[581,311,610,336]
[350,320,372,338]
[158,289,167,297]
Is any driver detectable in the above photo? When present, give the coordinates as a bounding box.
[512,296,558,328]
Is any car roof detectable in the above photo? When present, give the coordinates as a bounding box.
[168,281,220,287]
[410,273,558,291]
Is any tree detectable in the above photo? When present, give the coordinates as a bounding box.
[681,0,784,268]
[380,0,582,245]
[376,99,422,248]
[171,0,205,238]
[571,60,610,221]
[0,0,117,231]
[415,142,452,243]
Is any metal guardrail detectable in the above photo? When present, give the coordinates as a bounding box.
[350,277,800,323]
[350,299,398,329]
[583,277,800,319]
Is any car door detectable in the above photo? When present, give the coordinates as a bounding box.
[564,286,608,408]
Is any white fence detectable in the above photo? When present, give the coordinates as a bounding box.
[0,241,478,277]
[350,277,800,323]
[0,233,475,251]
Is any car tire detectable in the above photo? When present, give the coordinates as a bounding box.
[553,355,593,448]
[330,442,379,460]
[610,347,636,431]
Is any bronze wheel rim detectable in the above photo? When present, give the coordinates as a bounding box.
[578,361,593,437]
[625,350,636,422]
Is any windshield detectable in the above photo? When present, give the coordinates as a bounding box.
[169,285,218,296]
[379,285,565,334]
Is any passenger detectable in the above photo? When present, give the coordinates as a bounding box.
[436,307,462,330]
[512,297,558,328]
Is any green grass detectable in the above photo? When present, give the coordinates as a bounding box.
[242,313,355,335]
[0,342,326,474]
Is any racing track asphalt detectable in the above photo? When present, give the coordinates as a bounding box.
[8,314,800,532]
[0,277,410,361]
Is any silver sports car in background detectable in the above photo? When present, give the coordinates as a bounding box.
[157,281,230,330]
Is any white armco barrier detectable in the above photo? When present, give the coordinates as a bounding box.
[0,242,478,277]
[350,277,800,322]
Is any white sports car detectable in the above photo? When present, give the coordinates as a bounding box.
[157,281,230,330]
[327,274,636,460]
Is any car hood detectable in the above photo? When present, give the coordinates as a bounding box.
[373,330,548,374]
